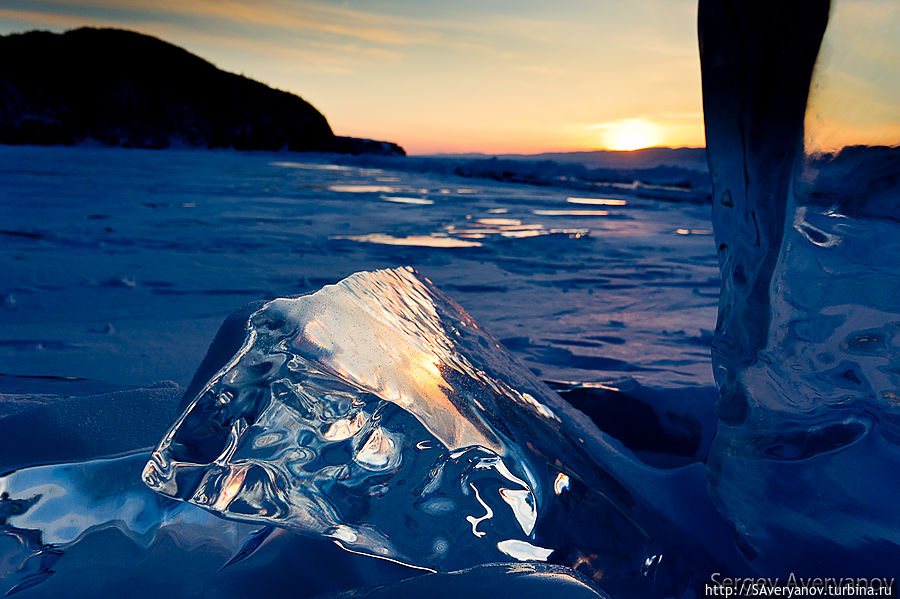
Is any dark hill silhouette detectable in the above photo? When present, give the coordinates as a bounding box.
[0,27,404,155]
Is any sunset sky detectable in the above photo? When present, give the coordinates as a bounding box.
[1,0,897,154]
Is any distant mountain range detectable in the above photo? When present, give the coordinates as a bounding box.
[0,28,404,155]
[429,147,709,172]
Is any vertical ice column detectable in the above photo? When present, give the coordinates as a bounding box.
[699,0,900,574]
[698,0,830,426]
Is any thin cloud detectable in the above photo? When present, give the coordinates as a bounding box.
[0,8,192,38]
[0,8,385,76]
[22,0,441,45]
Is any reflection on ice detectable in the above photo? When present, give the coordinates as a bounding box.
[475,218,521,226]
[791,206,840,247]
[447,221,588,240]
[270,162,354,171]
[553,472,570,495]
[328,185,397,194]
[567,197,628,206]
[332,216,589,248]
[331,234,482,248]
[674,229,712,235]
[532,210,611,217]
[381,196,434,206]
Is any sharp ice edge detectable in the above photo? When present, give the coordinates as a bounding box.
[0,451,264,597]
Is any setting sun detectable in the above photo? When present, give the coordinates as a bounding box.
[597,118,664,151]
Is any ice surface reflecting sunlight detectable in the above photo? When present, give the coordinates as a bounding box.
[142,267,695,596]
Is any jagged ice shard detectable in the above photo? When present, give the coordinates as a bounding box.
[141,267,704,595]
[142,267,551,569]
[700,0,900,574]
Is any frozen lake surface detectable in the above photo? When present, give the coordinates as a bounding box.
[0,146,718,392]
[0,145,724,597]
[2,144,899,597]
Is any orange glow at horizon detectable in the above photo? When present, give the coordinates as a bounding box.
[394,114,706,155]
